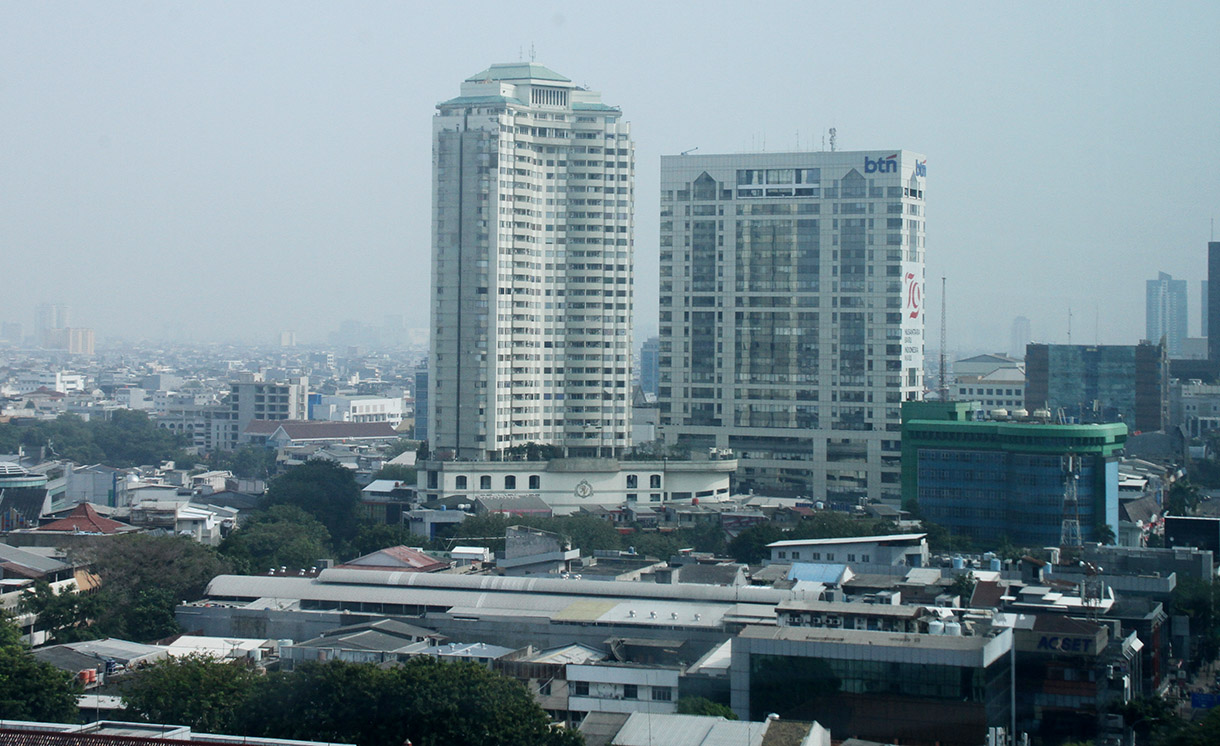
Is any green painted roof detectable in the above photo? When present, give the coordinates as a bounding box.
[465,62,571,83]
[904,419,1128,438]
[572,102,619,112]
[437,94,526,108]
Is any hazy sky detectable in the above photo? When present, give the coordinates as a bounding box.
[3,2,1218,349]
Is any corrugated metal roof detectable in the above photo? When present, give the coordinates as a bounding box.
[312,567,790,604]
[203,575,775,628]
[767,533,927,548]
[787,563,850,584]
[612,714,767,746]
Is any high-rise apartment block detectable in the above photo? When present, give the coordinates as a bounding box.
[1009,316,1031,359]
[211,375,309,451]
[429,63,634,460]
[1146,271,1187,357]
[35,303,71,348]
[658,151,926,502]
[639,336,660,396]
[1025,342,1167,431]
[1209,242,1220,364]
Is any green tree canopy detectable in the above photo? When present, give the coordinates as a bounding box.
[219,505,333,572]
[264,459,363,547]
[19,581,101,644]
[351,522,429,558]
[120,655,260,733]
[676,696,737,719]
[0,411,193,468]
[372,463,416,483]
[205,445,278,480]
[727,523,787,564]
[71,534,231,641]
[0,615,81,722]
[234,658,582,746]
[1167,480,1202,516]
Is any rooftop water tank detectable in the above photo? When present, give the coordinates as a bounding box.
[944,621,963,636]
[928,619,946,635]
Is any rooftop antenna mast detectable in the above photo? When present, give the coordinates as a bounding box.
[529,42,536,62]
[1060,454,1083,551]
[939,276,949,401]
[829,127,837,152]
[1067,305,1073,345]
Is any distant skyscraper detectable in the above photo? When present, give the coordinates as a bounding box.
[1025,342,1167,431]
[658,150,926,502]
[1,322,21,345]
[35,303,70,348]
[414,363,429,443]
[1202,280,1209,338]
[1008,316,1031,359]
[430,63,634,460]
[639,337,660,396]
[1209,243,1220,364]
[1146,271,1187,357]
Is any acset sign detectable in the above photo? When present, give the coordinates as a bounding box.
[1037,635,1094,653]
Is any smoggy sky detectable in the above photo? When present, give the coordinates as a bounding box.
[3,2,1218,349]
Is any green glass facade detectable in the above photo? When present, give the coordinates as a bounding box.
[747,651,1011,746]
[901,402,1126,546]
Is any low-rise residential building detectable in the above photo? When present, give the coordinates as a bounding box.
[417,457,737,515]
[766,533,929,568]
[567,662,681,718]
[950,366,1026,411]
[311,394,405,427]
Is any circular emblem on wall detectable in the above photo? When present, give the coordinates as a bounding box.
[574,480,593,499]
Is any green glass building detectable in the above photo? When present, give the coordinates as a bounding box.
[901,401,1126,546]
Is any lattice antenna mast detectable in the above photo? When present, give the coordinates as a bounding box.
[939,276,948,400]
[1060,454,1082,548]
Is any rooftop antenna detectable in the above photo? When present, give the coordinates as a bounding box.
[529,42,536,62]
[680,147,698,156]
[1060,454,1082,550]
[829,127,837,152]
[939,276,949,401]
[1067,305,1073,345]
[518,45,523,61]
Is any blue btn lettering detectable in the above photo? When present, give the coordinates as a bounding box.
[864,155,898,174]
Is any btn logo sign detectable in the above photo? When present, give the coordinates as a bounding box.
[916,159,927,177]
[865,154,898,174]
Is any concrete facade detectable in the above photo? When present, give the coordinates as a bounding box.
[657,150,927,503]
[430,62,634,460]
[417,456,736,514]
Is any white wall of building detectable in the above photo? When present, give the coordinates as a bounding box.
[418,458,736,515]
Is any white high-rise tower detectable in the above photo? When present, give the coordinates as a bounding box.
[658,150,926,502]
[430,63,634,460]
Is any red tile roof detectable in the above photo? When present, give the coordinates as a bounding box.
[337,545,448,573]
[38,503,134,534]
